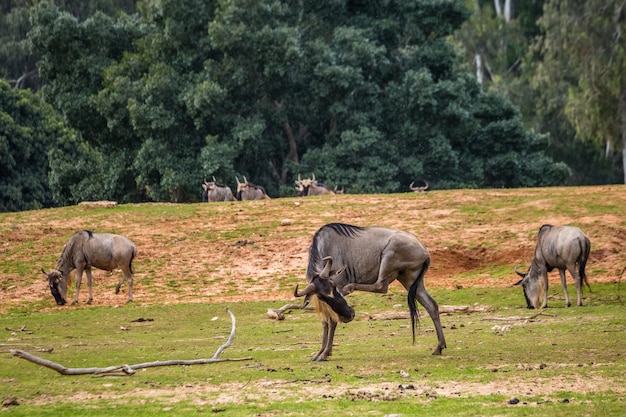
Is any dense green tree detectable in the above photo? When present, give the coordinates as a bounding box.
[192,0,568,193]
[30,0,570,204]
[1,1,137,91]
[0,80,73,211]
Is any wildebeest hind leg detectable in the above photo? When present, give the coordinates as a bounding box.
[558,269,571,307]
[414,281,447,355]
[567,265,583,307]
[116,267,133,303]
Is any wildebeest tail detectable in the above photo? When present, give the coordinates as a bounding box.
[408,257,430,345]
[130,246,137,275]
[578,235,591,292]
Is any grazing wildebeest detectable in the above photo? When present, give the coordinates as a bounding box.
[514,224,591,309]
[42,230,136,306]
[409,180,429,192]
[295,174,334,196]
[202,177,236,202]
[294,223,446,361]
[235,176,271,200]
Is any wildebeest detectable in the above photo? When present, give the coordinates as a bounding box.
[409,181,429,192]
[514,224,591,309]
[42,230,136,306]
[295,174,334,196]
[235,176,271,200]
[202,177,236,202]
[294,223,446,361]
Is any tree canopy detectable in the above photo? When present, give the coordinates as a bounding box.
[20,0,571,207]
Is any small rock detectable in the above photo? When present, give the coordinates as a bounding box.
[508,398,520,405]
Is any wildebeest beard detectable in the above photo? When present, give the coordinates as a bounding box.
[317,289,355,323]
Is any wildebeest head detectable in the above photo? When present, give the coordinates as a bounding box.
[513,264,546,309]
[294,256,355,323]
[42,268,67,306]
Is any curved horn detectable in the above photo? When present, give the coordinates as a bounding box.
[212,176,217,183]
[409,181,429,192]
[243,176,248,184]
[514,265,526,278]
[236,176,241,185]
[320,256,333,278]
[294,282,317,297]
[41,268,48,276]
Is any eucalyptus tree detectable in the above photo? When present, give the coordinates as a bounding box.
[534,0,626,183]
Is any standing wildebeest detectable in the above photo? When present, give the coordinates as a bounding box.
[295,174,334,196]
[294,223,446,361]
[235,176,271,200]
[514,224,591,309]
[43,230,136,306]
[202,177,236,202]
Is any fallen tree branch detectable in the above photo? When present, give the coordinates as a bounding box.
[10,308,252,376]
[482,311,557,323]
[267,303,313,320]
[365,305,489,321]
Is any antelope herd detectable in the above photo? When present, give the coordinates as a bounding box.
[43,175,596,362]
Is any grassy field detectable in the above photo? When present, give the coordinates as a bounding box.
[1,186,625,416]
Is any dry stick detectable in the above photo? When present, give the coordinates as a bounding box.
[10,308,252,377]
[482,311,556,322]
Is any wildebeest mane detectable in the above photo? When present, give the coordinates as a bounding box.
[56,230,90,270]
[307,223,364,279]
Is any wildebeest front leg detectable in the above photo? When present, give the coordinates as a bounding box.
[85,268,94,305]
[341,258,396,295]
[313,320,337,361]
[558,269,571,307]
[71,268,84,306]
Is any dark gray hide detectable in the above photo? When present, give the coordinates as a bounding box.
[294,223,446,361]
[514,224,590,308]
[43,230,136,306]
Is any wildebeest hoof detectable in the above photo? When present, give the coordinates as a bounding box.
[312,357,327,362]
[126,299,133,304]
[431,347,444,355]
[87,299,92,305]
[70,301,78,306]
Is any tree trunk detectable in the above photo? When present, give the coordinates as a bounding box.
[619,90,626,184]
[494,0,502,17]
[504,0,513,22]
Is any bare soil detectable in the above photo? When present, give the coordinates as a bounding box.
[1,186,624,311]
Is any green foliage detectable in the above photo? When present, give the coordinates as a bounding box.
[0,80,72,211]
[20,0,575,207]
